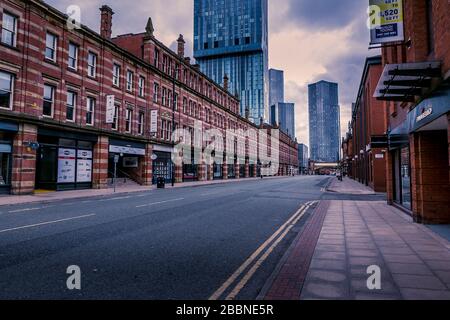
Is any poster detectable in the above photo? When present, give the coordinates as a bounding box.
[368,0,404,45]
[77,150,93,183]
[106,95,115,123]
[57,148,76,183]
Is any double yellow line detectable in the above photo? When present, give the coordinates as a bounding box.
[209,201,317,300]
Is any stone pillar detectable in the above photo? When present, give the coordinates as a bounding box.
[198,157,207,182]
[141,143,153,186]
[11,124,37,195]
[208,163,214,181]
[93,135,109,189]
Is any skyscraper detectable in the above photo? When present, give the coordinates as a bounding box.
[194,0,269,124]
[270,102,296,139]
[269,69,284,109]
[308,81,340,163]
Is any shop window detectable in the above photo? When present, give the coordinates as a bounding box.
[68,42,78,70]
[78,141,93,149]
[86,97,95,125]
[45,32,57,61]
[1,12,17,47]
[0,71,14,109]
[59,138,76,147]
[0,150,11,187]
[43,84,55,117]
[66,91,76,121]
[87,52,97,78]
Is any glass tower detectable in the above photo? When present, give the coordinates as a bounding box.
[308,81,340,163]
[270,102,296,140]
[269,69,284,109]
[194,0,269,124]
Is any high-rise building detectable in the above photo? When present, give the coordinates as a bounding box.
[298,144,309,174]
[308,81,340,163]
[269,69,284,109]
[193,0,269,124]
[270,102,296,139]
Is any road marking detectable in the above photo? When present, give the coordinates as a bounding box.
[0,214,96,234]
[135,198,185,208]
[209,201,315,300]
[8,207,41,213]
[225,202,315,300]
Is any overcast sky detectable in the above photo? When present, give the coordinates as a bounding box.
[47,0,379,146]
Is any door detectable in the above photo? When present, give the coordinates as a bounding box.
[36,145,58,190]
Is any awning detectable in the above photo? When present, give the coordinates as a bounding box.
[374,62,442,102]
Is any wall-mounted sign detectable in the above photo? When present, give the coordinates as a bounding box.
[369,0,404,45]
[57,148,76,183]
[375,154,384,159]
[123,157,139,168]
[106,95,115,123]
[150,110,158,133]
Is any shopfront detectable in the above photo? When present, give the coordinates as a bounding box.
[36,128,96,191]
[108,139,146,183]
[0,120,18,194]
[213,162,223,180]
[152,145,173,184]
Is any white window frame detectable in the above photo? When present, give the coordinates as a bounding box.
[125,108,132,133]
[113,64,121,87]
[68,42,78,70]
[86,96,95,126]
[43,84,55,118]
[153,83,159,103]
[66,90,76,122]
[126,70,134,92]
[138,76,145,97]
[1,12,17,47]
[87,52,97,78]
[45,32,57,61]
[138,111,144,135]
[0,71,14,110]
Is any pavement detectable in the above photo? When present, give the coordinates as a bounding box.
[0,175,329,299]
[261,177,450,300]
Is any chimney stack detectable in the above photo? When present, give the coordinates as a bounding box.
[223,74,229,91]
[100,5,114,39]
[177,34,185,58]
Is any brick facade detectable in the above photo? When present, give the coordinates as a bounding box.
[0,0,298,194]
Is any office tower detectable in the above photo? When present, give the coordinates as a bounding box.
[298,144,309,173]
[194,0,269,124]
[269,68,284,109]
[308,81,340,162]
[270,102,296,139]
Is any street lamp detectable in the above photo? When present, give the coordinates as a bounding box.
[171,65,179,187]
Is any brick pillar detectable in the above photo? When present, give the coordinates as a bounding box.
[141,143,153,186]
[411,131,450,224]
[93,136,109,189]
[208,164,214,181]
[222,162,228,180]
[253,163,257,177]
[245,161,250,178]
[235,162,240,179]
[198,157,207,181]
[385,150,394,205]
[175,164,183,183]
[11,124,37,195]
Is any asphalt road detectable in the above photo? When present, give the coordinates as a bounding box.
[0,176,384,300]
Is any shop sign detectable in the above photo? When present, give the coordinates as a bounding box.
[150,110,158,133]
[106,95,115,123]
[77,150,92,183]
[375,154,384,159]
[57,148,76,183]
[416,107,433,123]
[109,145,145,156]
[368,0,404,45]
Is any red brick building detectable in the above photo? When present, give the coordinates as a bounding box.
[342,56,388,192]
[374,0,450,223]
[0,0,298,194]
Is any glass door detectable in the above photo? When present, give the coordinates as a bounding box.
[36,145,58,190]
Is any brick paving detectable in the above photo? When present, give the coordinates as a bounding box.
[263,179,450,300]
